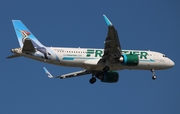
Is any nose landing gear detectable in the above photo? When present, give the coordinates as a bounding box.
[151,69,157,80]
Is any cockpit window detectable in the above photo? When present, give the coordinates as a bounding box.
[163,55,168,58]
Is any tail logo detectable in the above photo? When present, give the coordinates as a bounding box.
[17,29,52,60]
[18,29,31,44]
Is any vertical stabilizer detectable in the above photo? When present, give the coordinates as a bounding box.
[12,20,44,48]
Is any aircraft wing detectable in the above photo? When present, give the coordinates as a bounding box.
[102,15,122,63]
[43,67,91,79]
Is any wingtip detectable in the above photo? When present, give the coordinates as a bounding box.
[43,67,47,71]
[103,14,113,26]
[12,20,21,22]
[43,67,54,78]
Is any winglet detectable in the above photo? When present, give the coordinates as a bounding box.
[43,67,54,78]
[103,14,113,26]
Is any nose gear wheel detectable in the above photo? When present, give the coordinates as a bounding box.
[151,69,156,80]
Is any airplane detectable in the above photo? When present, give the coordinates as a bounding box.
[7,15,175,84]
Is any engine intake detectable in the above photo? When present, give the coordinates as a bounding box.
[119,54,139,66]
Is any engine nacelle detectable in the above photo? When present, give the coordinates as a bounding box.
[119,54,139,66]
[101,72,119,83]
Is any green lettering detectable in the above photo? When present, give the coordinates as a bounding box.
[122,51,129,54]
[95,50,103,57]
[129,51,133,55]
[140,52,148,59]
[133,51,140,56]
[86,50,94,57]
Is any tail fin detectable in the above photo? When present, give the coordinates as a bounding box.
[12,20,44,48]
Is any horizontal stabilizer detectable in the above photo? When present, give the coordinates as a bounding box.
[6,54,22,59]
[43,67,91,79]
[22,39,36,52]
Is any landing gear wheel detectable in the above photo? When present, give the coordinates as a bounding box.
[151,69,157,80]
[103,66,110,72]
[152,75,157,80]
[89,77,96,84]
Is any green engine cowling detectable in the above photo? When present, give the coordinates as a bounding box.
[119,54,139,66]
[101,72,119,83]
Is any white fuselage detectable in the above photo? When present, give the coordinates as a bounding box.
[9,18,175,83]
[15,47,174,71]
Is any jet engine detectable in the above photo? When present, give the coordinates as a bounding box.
[101,72,119,83]
[119,54,139,66]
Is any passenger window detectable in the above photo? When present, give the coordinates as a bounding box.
[163,55,168,58]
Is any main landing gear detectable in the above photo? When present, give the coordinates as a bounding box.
[89,77,96,84]
[103,66,110,72]
[89,66,110,84]
[151,69,157,80]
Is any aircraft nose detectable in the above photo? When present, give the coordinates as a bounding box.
[168,59,175,68]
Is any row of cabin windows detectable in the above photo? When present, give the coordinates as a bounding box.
[56,50,155,55]
[56,50,86,53]
[55,50,160,57]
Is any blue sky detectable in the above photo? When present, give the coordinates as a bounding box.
[1,0,179,114]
